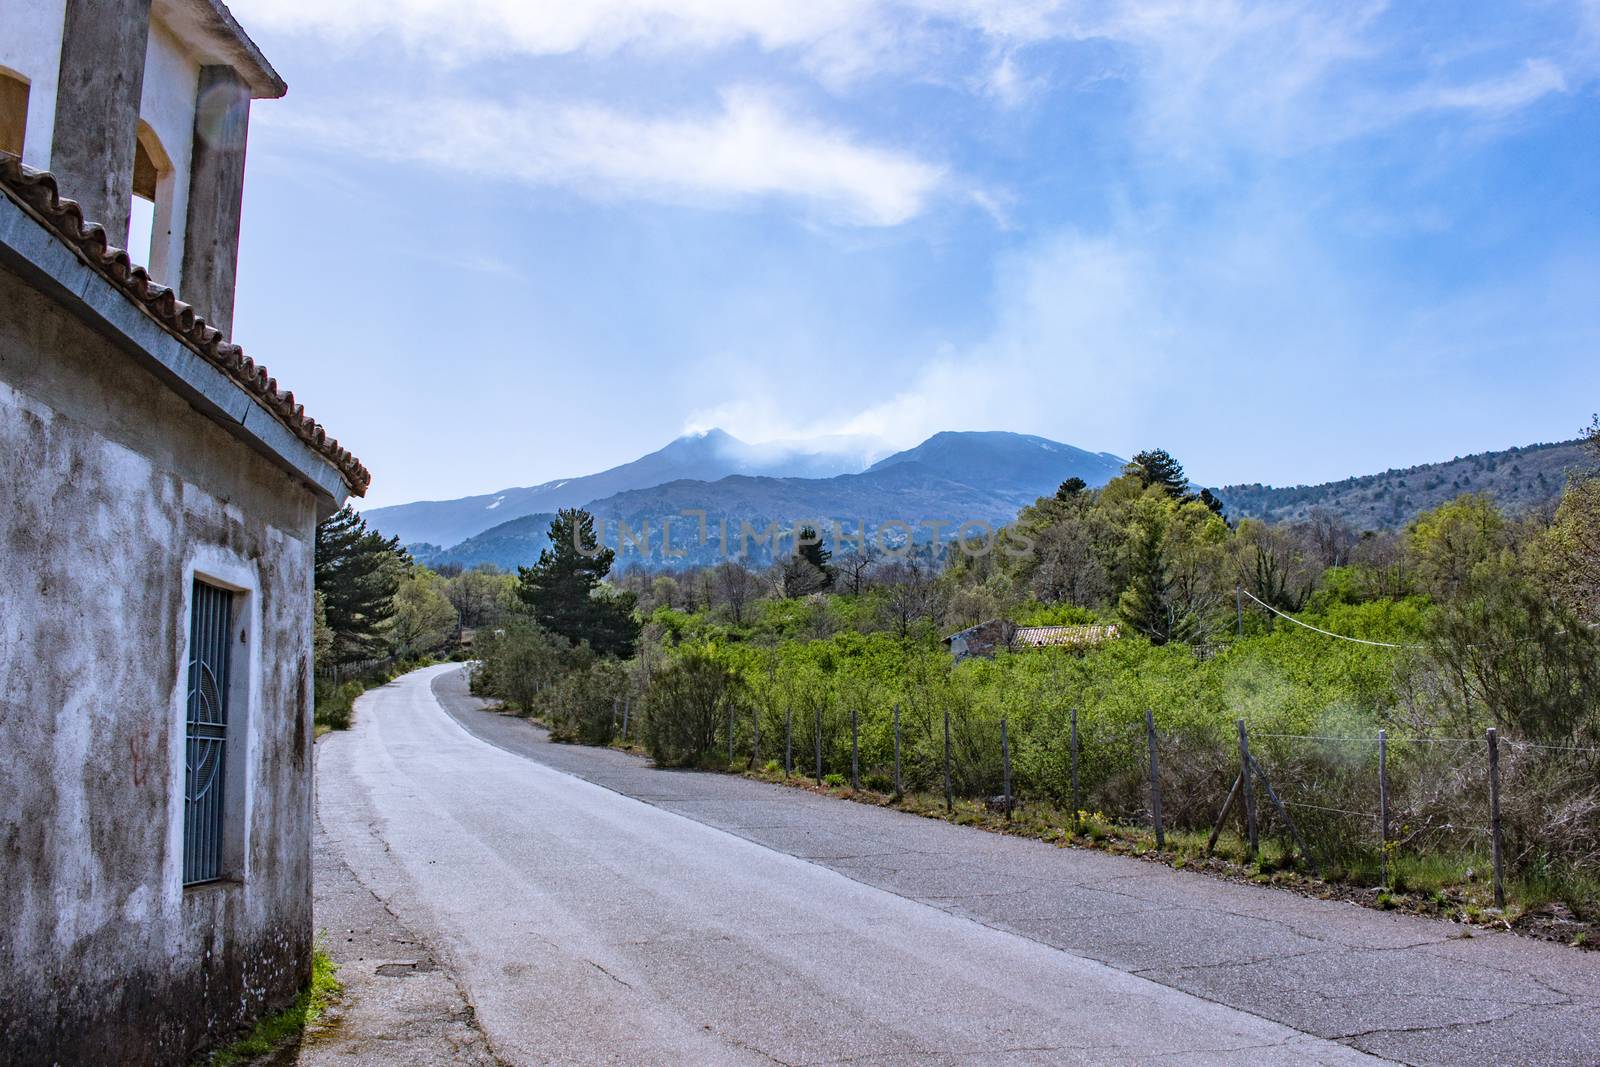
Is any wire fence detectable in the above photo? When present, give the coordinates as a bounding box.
[704,695,1600,901]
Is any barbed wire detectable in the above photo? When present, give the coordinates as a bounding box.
[1502,740,1600,755]
[1283,800,1380,820]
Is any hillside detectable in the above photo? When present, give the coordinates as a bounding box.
[1216,439,1588,528]
[412,512,557,572]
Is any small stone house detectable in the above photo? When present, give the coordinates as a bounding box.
[944,620,1120,662]
[0,3,368,1062]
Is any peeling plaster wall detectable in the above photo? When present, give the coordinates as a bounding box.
[0,261,319,1065]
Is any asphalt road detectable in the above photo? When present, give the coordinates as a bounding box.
[316,665,1600,1066]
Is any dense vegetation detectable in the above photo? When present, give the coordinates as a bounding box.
[472,422,1600,922]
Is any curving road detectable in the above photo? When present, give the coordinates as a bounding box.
[314,666,1599,1066]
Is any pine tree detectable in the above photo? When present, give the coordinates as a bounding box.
[1198,487,1226,516]
[1118,513,1177,644]
[516,509,640,657]
[1127,449,1190,498]
[782,525,834,596]
[1055,476,1088,501]
[315,506,406,663]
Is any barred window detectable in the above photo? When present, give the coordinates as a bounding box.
[183,579,234,885]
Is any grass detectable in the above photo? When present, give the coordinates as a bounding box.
[202,949,341,1065]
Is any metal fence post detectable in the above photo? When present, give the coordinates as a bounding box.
[1378,728,1389,887]
[1146,709,1164,849]
[1070,705,1081,831]
[1001,715,1012,821]
[784,703,793,776]
[1238,718,1258,858]
[943,702,954,813]
[892,702,903,797]
[1487,727,1505,909]
[851,707,860,790]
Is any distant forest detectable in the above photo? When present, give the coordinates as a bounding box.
[1217,439,1588,529]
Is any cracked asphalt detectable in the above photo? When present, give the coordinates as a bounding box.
[316,665,1600,1066]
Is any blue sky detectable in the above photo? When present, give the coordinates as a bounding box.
[223,0,1600,509]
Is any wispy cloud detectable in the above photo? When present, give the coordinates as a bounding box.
[261,88,947,226]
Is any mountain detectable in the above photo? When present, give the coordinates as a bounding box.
[868,431,1124,493]
[574,431,1126,567]
[364,428,887,547]
[412,512,558,572]
[1215,439,1588,529]
[398,430,1127,571]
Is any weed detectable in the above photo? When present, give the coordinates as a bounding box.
[204,949,340,1065]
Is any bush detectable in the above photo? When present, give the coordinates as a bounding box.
[642,649,744,767]
[313,679,364,732]
[474,621,565,711]
[547,658,629,746]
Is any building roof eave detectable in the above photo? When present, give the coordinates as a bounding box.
[154,0,288,99]
[0,159,367,503]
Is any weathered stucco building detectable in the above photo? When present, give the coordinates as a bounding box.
[0,3,368,1062]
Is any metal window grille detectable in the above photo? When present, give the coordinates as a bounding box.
[183,580,233,885]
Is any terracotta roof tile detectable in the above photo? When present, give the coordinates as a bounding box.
[0,158,369,496]
[1013,624,1119,646]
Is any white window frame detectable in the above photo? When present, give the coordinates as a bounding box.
[169,548,260,890]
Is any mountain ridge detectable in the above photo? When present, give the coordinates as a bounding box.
[410,430,1125,570]
[1214,438,1587,528]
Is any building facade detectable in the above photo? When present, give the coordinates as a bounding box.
[0,2,368,1062]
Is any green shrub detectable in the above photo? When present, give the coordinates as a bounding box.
[642,649,745,767]
[547,658,628,746]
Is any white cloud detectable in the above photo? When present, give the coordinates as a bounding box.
[229,0,1057,69]
[262,88,946,226]
[1419,59,1567,115]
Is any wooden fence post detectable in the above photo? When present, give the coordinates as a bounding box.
[620,695,630,742]
[612,697,620,736]
[784,704,792,777]
[1238,718,1258,858]
[814,704,823,786]
[1146,709,1164,849]
[1206,774,1243,855]
[727,703,735,766]
[943,702,954,813]
[1001,715,1012,821]
[1070,705,1081,832]
[892,702,903,797]
[851,707,860,790]
[753,703,761,767]
[1378,728,1390,887]
[1487,727,1505,909]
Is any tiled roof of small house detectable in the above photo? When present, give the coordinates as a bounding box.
[0,158,369,496]
[1013,624,1119,647]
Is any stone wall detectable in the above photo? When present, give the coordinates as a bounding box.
[0,260,319,1064]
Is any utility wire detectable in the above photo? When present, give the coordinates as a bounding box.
[1238,588,1422,649]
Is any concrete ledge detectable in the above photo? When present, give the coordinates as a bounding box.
[0,191,347,506]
